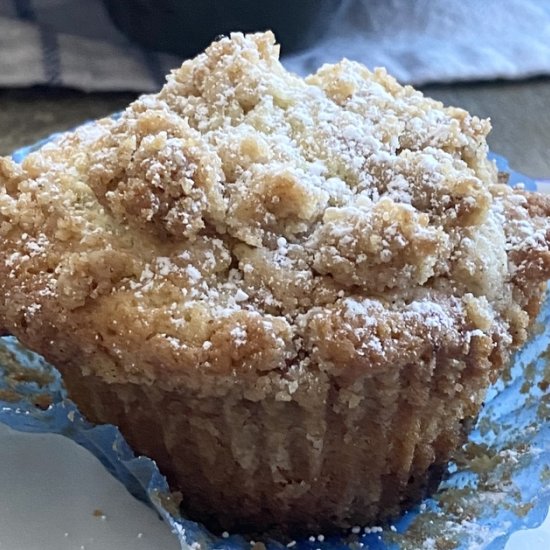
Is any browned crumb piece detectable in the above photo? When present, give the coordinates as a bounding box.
[0,32,549,534]
[32,393,53,410]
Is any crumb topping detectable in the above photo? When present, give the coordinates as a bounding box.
[0,31,549,394]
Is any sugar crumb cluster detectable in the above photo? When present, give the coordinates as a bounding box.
[0,32,549,395]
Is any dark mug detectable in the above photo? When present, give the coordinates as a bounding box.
[104,0,341,58]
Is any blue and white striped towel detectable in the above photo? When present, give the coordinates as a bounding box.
[1,0,550,92]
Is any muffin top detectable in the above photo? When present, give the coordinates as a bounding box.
[1,32,549,397]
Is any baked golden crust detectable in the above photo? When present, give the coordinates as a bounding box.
[1,31,549,533]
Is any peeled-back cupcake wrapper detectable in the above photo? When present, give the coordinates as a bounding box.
[0,135,549,550]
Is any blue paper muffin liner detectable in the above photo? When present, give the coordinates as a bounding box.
[1,132,549,549]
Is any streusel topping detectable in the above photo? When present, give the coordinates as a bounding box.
[0,32,549,393]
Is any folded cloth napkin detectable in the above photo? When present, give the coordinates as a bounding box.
[1,0,550,92]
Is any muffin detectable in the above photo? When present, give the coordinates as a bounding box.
[0,32,549,536]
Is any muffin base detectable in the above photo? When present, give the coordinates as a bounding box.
[58,347,491,536]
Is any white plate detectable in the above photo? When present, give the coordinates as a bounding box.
[0,422,179,550]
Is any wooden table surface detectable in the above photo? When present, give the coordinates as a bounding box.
[1,78,550,179]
